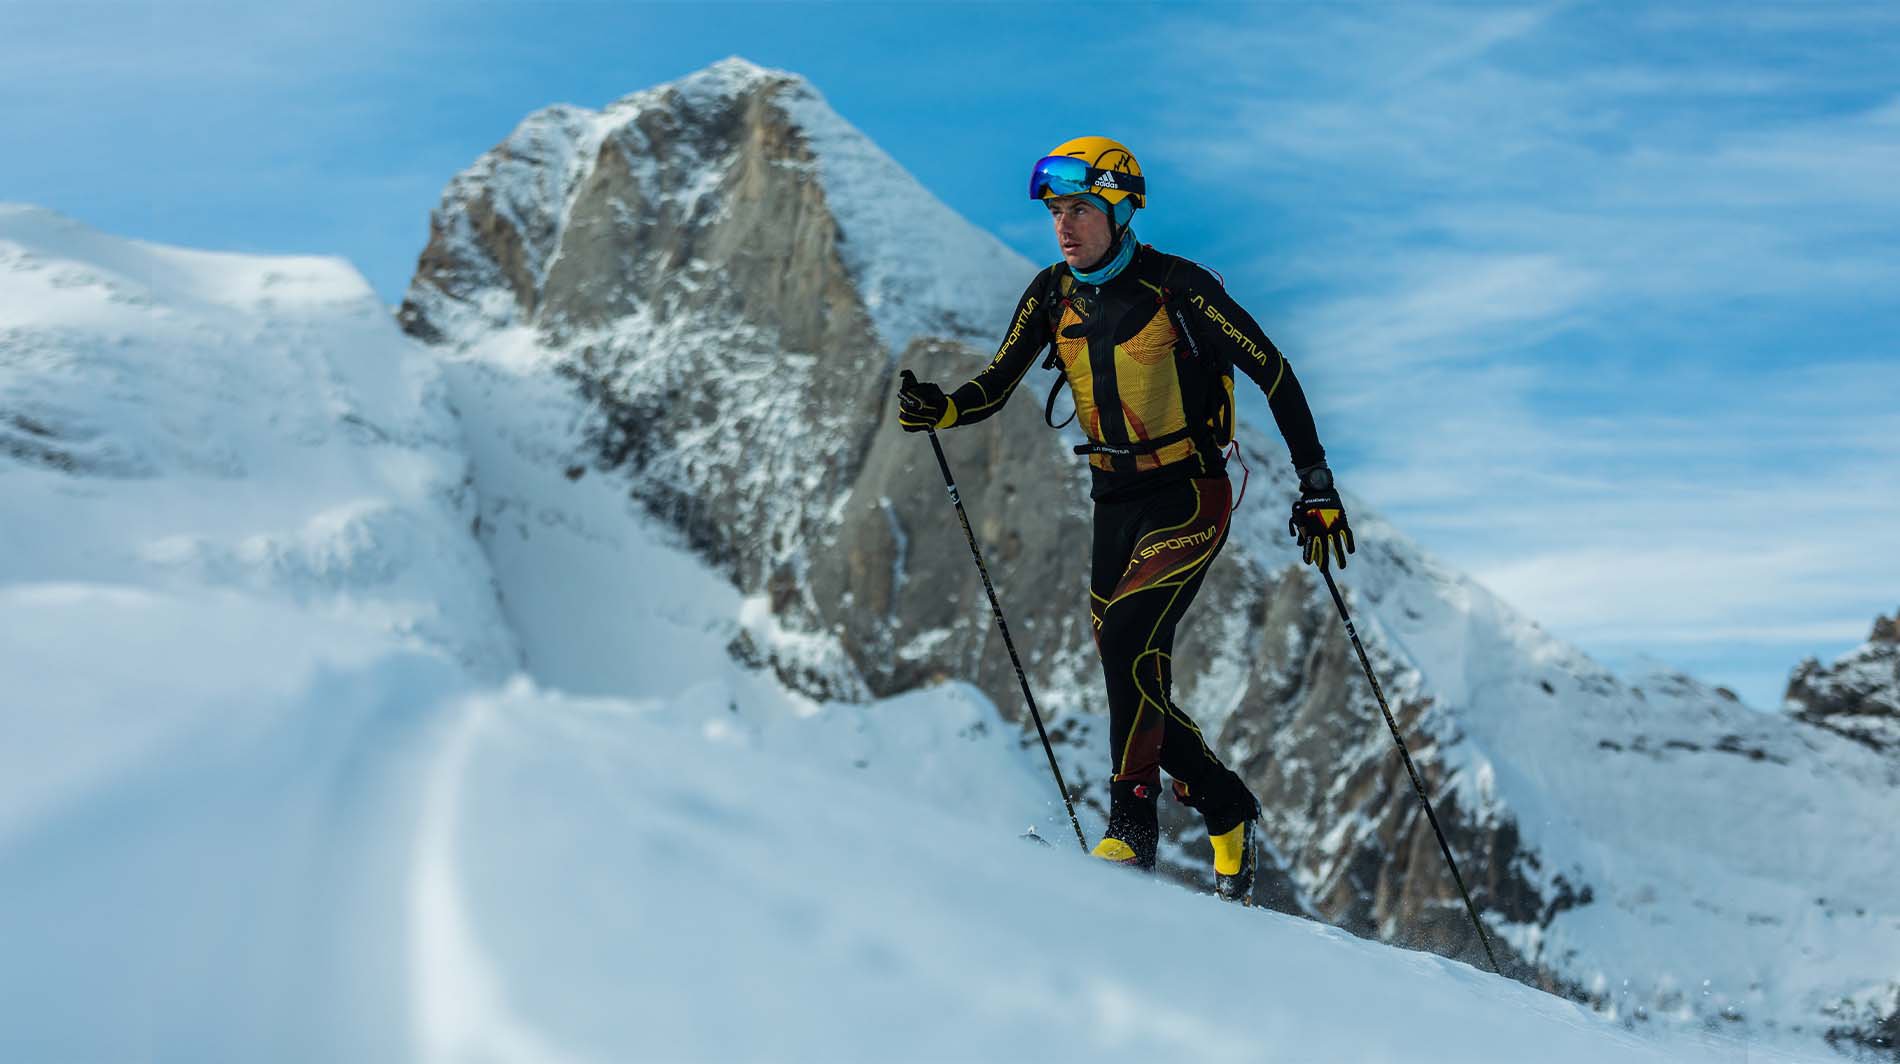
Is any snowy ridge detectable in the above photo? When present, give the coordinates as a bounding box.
[0,202,516,675]
[774,66,1033,353]
[414,104,601,338]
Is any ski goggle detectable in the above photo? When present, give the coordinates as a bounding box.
[1028,155,1145,202]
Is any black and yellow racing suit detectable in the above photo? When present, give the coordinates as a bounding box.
[946,244,1328,858]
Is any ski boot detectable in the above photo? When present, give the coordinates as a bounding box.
[1173,777,1261,903]
[1210,816,1258,905]
[1091,780,1158,870]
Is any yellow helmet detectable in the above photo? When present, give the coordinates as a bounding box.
[1028,136,1146,210]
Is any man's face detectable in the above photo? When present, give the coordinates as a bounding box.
[1046,196,1112,270]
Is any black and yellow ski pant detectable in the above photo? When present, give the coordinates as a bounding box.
[1090,475,1259,852]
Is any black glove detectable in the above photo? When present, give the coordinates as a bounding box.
[897,371,956,432]
[1289,463,1354,570]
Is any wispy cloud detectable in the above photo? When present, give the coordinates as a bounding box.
[1295,253,1600,372]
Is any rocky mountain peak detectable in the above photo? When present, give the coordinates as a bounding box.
[1871,609,1899,645]
[398,56,1023,356]
[1784,606,1900,755]
[395,58,1079,707]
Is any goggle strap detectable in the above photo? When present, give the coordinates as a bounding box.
[1084,167,1143,196]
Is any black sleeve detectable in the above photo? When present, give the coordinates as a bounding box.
[946,268,1056,427]
[1173,263,1326,471]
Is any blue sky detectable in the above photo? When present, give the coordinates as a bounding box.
[4,2,1897,707]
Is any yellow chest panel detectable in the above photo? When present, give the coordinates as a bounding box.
[1055,302,1196,471]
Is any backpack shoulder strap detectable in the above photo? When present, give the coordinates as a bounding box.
[1151,252,1203,362]
[1150,252,1236,458]
[1041,271,1078,430]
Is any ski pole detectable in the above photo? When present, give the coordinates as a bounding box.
[903,372,1088,854]
[1321,566,1501,974]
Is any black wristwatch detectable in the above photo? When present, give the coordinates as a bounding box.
[1298,464,1333,492]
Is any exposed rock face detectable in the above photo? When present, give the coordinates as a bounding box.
[404,68,880,671]
[806,337,1090,704]
[1785,609,1900,755]
[400,58,1899,1057]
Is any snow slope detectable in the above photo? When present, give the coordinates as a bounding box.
[0,206,1824,1061]
[0,596,1812,1064]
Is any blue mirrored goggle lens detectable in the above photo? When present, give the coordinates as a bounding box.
[1028,155,1094,199]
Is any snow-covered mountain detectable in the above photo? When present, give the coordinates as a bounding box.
[395,58,1899,1058]
[2,54,1892,1059]
[2,199,1806,1064]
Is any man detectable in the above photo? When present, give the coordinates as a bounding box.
[897,136,1352,902]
